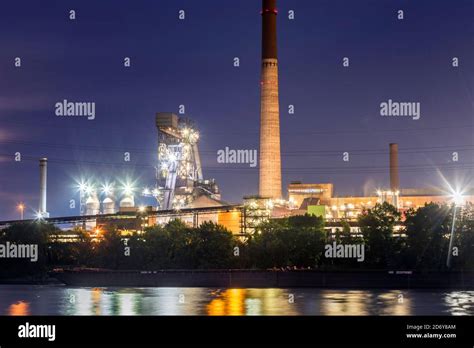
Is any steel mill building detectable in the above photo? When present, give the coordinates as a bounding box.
[286,182,474,221]
[284,143,474,220]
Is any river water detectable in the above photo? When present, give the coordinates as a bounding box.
[0,285,472,315]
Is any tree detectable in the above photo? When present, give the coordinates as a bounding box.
[165,219,198,268]
[326,219,365,269]
[192,222,235,269]
[359,202,401,268]
[454,203,474,270]
[248,219,290,268]
[143,220,235,269]
[403,203,451,270]
[95,226,124,269]
[248,215,326,269]
[0,222,55,278]
[143,224,173,269]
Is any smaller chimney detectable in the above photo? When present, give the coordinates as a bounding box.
[39,158,49,217]
[389,143,399,192]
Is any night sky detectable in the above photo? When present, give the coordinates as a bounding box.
[0,0,472,220]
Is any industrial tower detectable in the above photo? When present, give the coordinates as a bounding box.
[259,0,282,199]
[154,113,220,210]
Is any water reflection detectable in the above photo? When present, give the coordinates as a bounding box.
[208,289,245,315]
[444,291,474,316]
[8,300,30,315]
[0,286,472,316]
[320,290,411,315]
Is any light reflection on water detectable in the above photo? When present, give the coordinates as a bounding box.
[1,286,472,316]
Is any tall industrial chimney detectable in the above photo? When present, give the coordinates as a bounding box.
[259,0,282,199]
[39,158,49,217]
[389,143,399,192]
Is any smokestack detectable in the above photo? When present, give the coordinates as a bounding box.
[39,158,49,217]
[259,0,282,199]
[389,143,399,192]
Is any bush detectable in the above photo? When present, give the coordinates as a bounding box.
[248,214,326,268]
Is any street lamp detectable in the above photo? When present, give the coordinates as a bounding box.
[34,211,44,221]
[446,190,464,269]
[451,191,464,206]
[17,203,25,220]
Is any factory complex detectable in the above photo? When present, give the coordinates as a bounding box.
[2,0,472,237]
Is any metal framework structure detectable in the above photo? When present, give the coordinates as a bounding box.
[154,113,219,210]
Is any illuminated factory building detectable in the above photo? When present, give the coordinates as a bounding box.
[153,112,221,210]
[287,182,474,221]
[76,112,239,234]
[285,143,474,220]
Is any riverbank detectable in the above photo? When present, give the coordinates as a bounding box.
[44,269,474,289]
[0,276,62,285]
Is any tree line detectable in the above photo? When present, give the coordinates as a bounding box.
[0,202,473,278]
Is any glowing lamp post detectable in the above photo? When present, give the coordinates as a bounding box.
[446,191,464,269]
[17,203,25,220]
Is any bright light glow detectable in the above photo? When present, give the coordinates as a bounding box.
[17,203,24,210]
[376,190,382,196]
[138,206,146,212]
[85,184,94,195]
[142,188,150,195]
[451,191,464,206]
[265,199,274,210]
[436,169,468,206]
[101,183,113,195]
[152,188,159,196]
[77,181,88,193]
[347,203,354,209]
[34,211,44,220]
[122,182,135,196]
[168,153,177,163]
